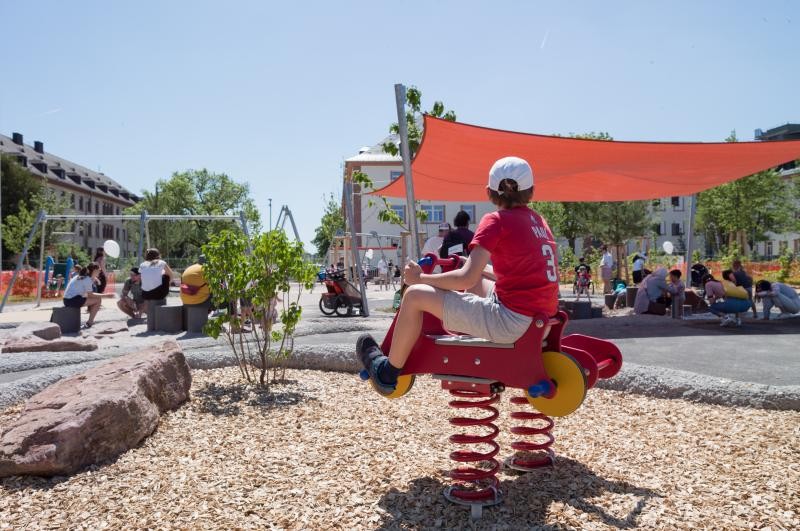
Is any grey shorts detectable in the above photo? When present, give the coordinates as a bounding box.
[442,286,532,344]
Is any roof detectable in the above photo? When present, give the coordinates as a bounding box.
[0,133,139,204]
[345,132,401,163]
[375,115,800,202]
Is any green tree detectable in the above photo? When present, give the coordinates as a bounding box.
[696,131,795,256]
[202,229,316,389]
[126,169,260,265]
[382,86,456,157]
[1,156,69,264]
[312,193,345,258]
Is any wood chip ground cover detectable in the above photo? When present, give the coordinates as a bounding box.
[1,367,798,530]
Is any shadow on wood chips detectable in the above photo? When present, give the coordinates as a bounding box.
[194,381,315,416]
[376,457,660,529]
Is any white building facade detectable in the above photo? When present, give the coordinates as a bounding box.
[1,132,140,259]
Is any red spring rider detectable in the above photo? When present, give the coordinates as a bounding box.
[355,157,622,518]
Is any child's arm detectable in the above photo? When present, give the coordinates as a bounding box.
[405,246,492,290]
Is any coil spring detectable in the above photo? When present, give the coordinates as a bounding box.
[446,388,501,502]
[507,395,555,471]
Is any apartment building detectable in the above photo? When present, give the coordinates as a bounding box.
[346,134,495,264]
[751,124,799,259]
[1,132,140,257]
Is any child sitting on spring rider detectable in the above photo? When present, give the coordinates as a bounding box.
[356,156,560,392]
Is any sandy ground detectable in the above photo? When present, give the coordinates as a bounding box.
[1,367,798,530]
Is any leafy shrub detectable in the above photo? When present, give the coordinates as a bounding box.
[202,230,317,389]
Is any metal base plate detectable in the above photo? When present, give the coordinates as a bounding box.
[443,485,502,519]
[504,452,555,472]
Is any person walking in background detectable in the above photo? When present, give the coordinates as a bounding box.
[755,280,800,319]
[440,210,474,258]
[732,260,757,318]
[632,253,647,285]
[139,248,174,301]
[600,244,614,294]
[377,257,389,291]
[117,267,145,318]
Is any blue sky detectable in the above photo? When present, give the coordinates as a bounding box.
[2,1,798,248]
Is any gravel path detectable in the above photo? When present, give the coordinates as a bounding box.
[1,367,797,530]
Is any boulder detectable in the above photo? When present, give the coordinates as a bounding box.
[3,322,62,342]
[0,340,191,477]
[2,337,98,353]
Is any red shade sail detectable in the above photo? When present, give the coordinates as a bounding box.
[375,116,800,202]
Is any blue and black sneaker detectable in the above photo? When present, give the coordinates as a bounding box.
[356,333,396,394]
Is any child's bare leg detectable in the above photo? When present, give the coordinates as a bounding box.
[467,278,494,298]
[387,285,446,369]
[86,295,102,325]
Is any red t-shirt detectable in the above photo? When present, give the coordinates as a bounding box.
[469,206,559,317]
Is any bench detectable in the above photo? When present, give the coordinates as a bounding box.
[155,304,183,333]
[183,301,210,333]
[146,299,166,331]
[50,306,81,334]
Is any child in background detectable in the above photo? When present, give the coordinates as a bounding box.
[356,156,560,393]
[666,269,685,313]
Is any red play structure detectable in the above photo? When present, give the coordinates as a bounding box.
[359,255,622,518]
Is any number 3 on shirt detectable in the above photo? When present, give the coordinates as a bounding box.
[541,244,558,282]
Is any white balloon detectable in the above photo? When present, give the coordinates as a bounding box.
[662,241,674,255]
[103,240,120,258]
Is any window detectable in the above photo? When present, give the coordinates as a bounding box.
[116,228,120,240]
[116,207,120,215]
[71,194,75,208]
[671,222,683,236]
[671,196,683,211]
[88,224,92,237]
[653,222,665,236]
[421,204,445,224]
[95,202,99,215]
[390,204,406,223]
[652,198,665,211]
[79,197,84,210]
[459,205,476,225]
[86,198,91,213]
[794,239,800,254]
[766,241,774,258]
[390,171,403,182]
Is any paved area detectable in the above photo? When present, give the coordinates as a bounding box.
[0,283,798,410]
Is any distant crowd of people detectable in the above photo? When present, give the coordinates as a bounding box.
[579,249,800,327]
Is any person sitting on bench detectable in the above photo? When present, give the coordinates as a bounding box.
[62,263,114,328]
[356,156,559,393]
[139,248,174,301]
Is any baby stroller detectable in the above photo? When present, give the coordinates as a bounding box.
[319,271,364,317]
[572,265,594,298]
[690,263,709,289]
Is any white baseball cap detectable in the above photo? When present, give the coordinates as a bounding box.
[488,156,534,191]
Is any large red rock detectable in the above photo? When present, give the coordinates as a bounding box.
[1,321,97,353]
[0,340,191,477]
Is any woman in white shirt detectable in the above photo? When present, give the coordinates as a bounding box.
[139,248,174,300]
[62,263,113,328]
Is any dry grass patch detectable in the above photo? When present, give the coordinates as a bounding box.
[1,367,798,530]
